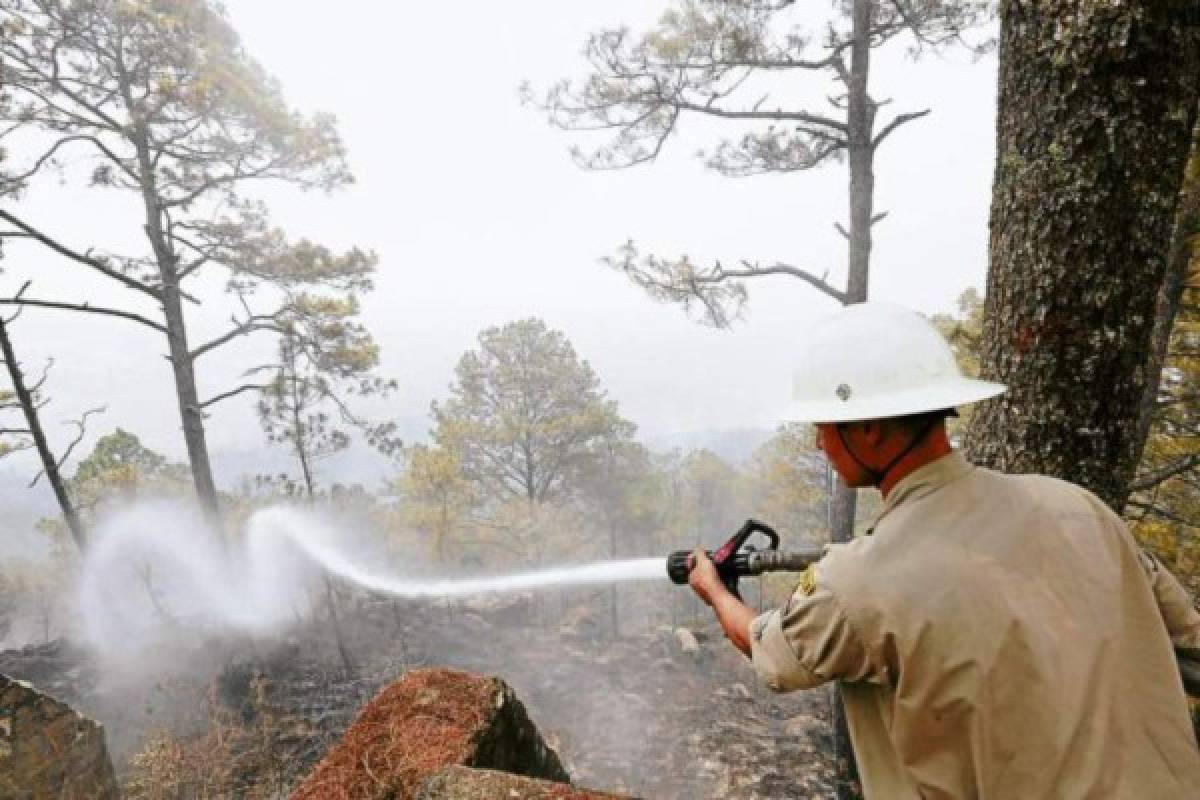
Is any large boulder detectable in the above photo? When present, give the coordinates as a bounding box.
[290,667,569,799]
[417,766,634,799]
[0,673,119,800]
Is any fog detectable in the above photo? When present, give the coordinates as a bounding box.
[0,0,997,510]
[0,8,996,777]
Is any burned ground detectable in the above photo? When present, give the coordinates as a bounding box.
[0,589,837,798]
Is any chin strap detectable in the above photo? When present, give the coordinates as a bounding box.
[836,417,941,487]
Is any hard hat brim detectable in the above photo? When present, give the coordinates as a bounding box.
[784,377,1007,424]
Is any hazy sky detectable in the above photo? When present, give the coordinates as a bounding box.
[1,2,998,479]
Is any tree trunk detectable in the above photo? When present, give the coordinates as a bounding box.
[1133,118,1199,479]
[289,379,356,678]
[135,161,221,526]
[160,282,222,523]
[118,45,222,527]
[288,345,317,499]
[831,0,877,548]
[323,576,356,677]
[608,520,619,639]
[0,317,86,550]
[966,1,1200,511]
[825,3,875,797]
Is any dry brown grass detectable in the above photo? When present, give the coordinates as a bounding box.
[123,675,287,800]
[288,668,494,800]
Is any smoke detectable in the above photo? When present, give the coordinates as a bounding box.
[77,501,666,665]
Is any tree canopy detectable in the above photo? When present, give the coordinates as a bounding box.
[525,0,993,326]
[431,318,635,506]
[0,0,377,520]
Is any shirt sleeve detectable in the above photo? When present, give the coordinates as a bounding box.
[749,567,877,693]
[1140,550,1200,654]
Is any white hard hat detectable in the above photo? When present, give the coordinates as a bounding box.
[786,302,1006,424]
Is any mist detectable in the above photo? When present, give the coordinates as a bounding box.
[0,1,1001,796]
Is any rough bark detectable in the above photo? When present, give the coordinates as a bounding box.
[0,317,86,550]
[160,280,222,523]
[966,1,1200,510]
[1133,116,1200,482]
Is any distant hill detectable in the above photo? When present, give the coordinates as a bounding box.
[644,427,775,465]
[0,421,774,550]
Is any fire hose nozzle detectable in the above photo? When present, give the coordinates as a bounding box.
[665,519,825,599]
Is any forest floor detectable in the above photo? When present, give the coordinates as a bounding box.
[0,591,838,798]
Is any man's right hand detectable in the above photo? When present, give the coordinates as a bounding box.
[688,548,728,607]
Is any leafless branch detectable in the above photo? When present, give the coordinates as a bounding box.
[200,382,271,409]
[0,133,138,189]
[1129,454,1200,493]
[723,260,847,303]
[27,357,53,395]
[1126,499,1197,527]
[0,295,169,333]
[190,314,286,361]
[0,210,161,299]
[55,405,104,470]
[871,109,931,149]
[674,100,847,132]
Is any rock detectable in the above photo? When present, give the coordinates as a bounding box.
[290,667,569,799]
[0,640,91,706]
[730,682,752,701]
[0,673,119,800]
[417,765,635,799]
[674,628,699,656]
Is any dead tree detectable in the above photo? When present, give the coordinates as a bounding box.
[0,310,100,550]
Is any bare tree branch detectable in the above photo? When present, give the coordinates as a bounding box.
[0,133,139,189]
[1129,454,1200,493]
[0,295,169,333]
[722,260,847,303]
[0,210,161,299]
[29,405,106,487]
[673,99,848,132]
[200,382,270,410]
[190,315,286,361]
[872,108,932,149]
[1126,499,1198,527]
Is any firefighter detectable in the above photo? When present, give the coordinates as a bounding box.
[687,302,1200,798]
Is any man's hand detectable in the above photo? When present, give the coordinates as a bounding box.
[687,548,757,657]
[687,548,726,607]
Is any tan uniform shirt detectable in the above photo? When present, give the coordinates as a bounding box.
[750,452,1200,799]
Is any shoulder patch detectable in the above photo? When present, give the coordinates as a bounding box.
[798,563,819,596]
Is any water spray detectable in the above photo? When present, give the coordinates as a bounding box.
[76,504,825,662]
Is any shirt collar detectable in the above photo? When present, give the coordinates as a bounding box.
[875,451,974,523]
